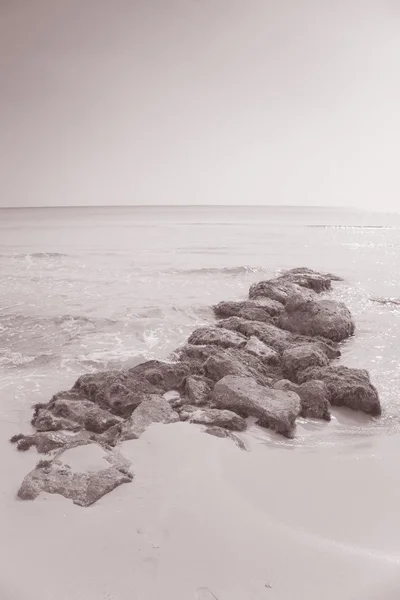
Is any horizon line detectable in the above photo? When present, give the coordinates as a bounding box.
[0,203,360,210]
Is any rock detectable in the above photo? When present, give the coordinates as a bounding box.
[281,344,329,382]
[18,458,132,507]
[173,344,219,374]
[297,366,381,415]
[204,426,247,450]
[274,268,332,293]
[244,336,280,364]
[72,370,154,417]
[37,398,121,434]
[10,431,94,453]
[120,395,179,441]
[217,317,294,353]
[179,406,247,431]
[212,375,301,437]
[33,410,81,433]
[273,379,331,420]
[203,348,276,386]
[185,375,213,406]
[188,326,247,349]
[278,297,355,342]
[214,299,284,321]
[128,360,190,392]
[249,279,315,304]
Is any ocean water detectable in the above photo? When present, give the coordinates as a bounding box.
[1,205,400,442]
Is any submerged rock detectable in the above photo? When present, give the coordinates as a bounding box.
[204,426,247,450]
[188,326,247,349]
[297,365,381,415]
[212,375,301,437]
[120,395,179,441]
[278,297,355,342]
[274,379,331,420]
[179,406,247,431]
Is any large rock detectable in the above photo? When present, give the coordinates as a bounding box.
[273,379,331,420]
[297,366,381,415]
[179,406,247,431]
[34,398,121,434]
[244,336,280,364]
[281,344,329,382]
[18,458,132,507]
[278,297,355,342]
[71,370,155,417]
[212,375,301,437]
[128,360,190,391]
[120,395,179,441]
[188,326,247,349]
[173,344,219,374]
[185,375,213,406]
[204,348,277,386]
[274,268,333,292]
[217,317,294,353]
[214,299,283,322]
[249,280,315,304]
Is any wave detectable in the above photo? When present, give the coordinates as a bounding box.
[307,225,394,229]
[370,297,400,307]
[0,252,69,259]
[172,266,268,275]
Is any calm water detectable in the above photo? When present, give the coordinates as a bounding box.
[1,205,400,441]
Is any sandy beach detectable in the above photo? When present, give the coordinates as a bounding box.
[1,411,400,600]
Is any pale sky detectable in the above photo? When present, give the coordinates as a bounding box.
[0,0,399,208]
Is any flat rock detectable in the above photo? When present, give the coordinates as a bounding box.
[297,365,381,415]
[10,431,95,453]
[281,344,329,382]
[188,326,247,349]
[278,297,355,342]
[18,459,132,507]
[273,379,331,420]
[212,375,301,437]
[120,394,179,441]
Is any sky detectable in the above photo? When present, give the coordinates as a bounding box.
[0,0,399,209]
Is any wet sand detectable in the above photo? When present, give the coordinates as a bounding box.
[1,414,400,600]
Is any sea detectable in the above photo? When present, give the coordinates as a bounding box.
[1,205,400,443]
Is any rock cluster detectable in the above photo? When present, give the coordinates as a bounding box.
[11,267,381,506]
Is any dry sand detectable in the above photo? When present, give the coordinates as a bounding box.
[1,413,400,600]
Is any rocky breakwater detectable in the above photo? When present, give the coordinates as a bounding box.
[10,267,381,506]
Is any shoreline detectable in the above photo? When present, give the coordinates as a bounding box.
[2,267,399,598]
